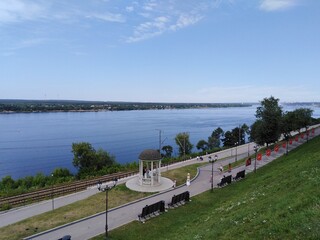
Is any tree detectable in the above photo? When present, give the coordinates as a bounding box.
[162,145,173,158]
[0,176,15,191]
[175,132,193,158]
[207,127,224,149]
[281,111,296,154]
[72,142,115,177]
[250,120,267,146]
[196,140,208,152]
[292,108,313,132]
[251,96,283,146]
[222,130,235,147]
[221,125,248,147]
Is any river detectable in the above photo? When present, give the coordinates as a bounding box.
[0,104,319,179]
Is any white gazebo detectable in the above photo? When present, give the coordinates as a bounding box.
[138,149,162,186]
[126,149,173,192]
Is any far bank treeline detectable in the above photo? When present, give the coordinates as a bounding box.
[1,96,319,198]
[0,99,251,112]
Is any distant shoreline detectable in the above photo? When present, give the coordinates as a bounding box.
[0,100,253,113]
[1,99,319,114]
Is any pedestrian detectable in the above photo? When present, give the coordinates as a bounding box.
[186,173,191,186]
[186,179,190,186]
[197,156,199,161]
[219,165,223,173]
[173,179,176,188]
[228,163,232,173]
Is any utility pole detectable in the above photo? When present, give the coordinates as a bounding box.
[156,129,162,153]
[239,124,241,145]
[183,136,186,160]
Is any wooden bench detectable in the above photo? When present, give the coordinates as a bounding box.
[233,170,245,181]
[168,191,190,208]
[217,175,232,187]
[138,200,165,223]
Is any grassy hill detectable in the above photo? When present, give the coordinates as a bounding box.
[100,136,320,240]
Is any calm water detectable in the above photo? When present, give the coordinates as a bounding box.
[1,105,319,179]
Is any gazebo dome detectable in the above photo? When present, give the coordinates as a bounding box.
[139,149,161,161]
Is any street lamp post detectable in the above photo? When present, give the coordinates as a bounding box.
[235,142,238,162]
[254,145,258,173]
[51,173,54,211]
[209,155,218,191]
[97,178,118,239]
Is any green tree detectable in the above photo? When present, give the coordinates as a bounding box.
[161,145,173,158]
[72,142,115,177]
[196,140,208,151]
[251,96,283,146]
[292,108,313,132]
[207,127,224,149]
[96,149,116,169]
[0,176,15,191]
[175,132,193,158]
[72,142,96,171]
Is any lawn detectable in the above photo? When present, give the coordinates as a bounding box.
[95,136,320,240]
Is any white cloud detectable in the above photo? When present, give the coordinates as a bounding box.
[126,13,203,43]
[259,0,298,12]
[170,14,203,31]
[0,0,45,23]
[143,1,158,11]
[87,12,125,23]
[127,16,170,43]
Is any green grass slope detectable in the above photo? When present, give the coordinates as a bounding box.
[104,137,320,240]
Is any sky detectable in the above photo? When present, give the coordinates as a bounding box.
[1,0,320,103]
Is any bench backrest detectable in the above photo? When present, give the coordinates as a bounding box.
[170,191,190,205]
[225,175,232,184]
[235,170,245,179]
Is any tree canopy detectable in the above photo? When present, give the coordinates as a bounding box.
[72,142,116,177]
[207,127,224,149]
[175,132,193,157]
[162,145,173,158]
[251,96,283,146]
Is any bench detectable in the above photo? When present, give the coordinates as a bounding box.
[138,200,165,223]
[168,191,190,208]
[233,170,245,181]
[217,175,232,187]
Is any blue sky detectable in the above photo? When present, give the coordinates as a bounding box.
[1,0,320,103]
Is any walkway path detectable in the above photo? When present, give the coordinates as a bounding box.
[21,129,319,240]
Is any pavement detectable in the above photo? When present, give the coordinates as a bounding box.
[0,127,318,240]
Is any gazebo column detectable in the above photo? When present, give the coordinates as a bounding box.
[151,161,154,186]
[158,160,161,183]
